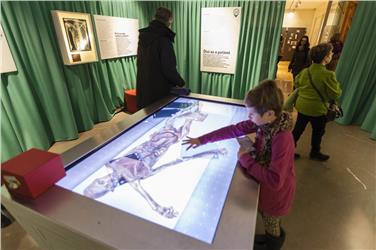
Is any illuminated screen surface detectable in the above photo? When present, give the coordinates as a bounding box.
[57,97,247,243]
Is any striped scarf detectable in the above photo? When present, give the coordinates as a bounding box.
[250,112,293,167]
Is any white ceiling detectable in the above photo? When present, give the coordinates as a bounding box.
[285,0,328,10]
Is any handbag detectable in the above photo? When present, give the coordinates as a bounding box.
[283,88,299,112]
[326,101,343,121]
[307,69,343,121]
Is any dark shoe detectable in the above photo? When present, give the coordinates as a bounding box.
[253,241,267,250]
[265,227,286,250]
[310,152,330,161]
[294,153,301,159]
[253,233,267,250]
[255,234,267,244]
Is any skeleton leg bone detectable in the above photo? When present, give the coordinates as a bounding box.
[128,148,227,218]
[128,180,178,219]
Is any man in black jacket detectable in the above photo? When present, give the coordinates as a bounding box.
[136,7,185,109]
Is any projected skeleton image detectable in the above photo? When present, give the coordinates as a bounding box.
[83,101,227,218]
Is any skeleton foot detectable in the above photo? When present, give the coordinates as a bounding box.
[155,206,179,218]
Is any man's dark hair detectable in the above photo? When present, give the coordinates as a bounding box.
[310,43,333,63]
[155,7,172,26]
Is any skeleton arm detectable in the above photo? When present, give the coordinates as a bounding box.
[178,119,193,140]
[149,148,228,176]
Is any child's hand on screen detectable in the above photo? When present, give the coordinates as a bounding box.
[182,136,201,150]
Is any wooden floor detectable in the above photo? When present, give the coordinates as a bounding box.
[2,62,375,250]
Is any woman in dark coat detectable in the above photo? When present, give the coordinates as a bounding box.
[288,35,311,80]
[136,7,185,109]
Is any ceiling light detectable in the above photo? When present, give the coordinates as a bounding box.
[287,11,295,19]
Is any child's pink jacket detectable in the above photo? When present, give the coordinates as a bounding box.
[199,119,296,216]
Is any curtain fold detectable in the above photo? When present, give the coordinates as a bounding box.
[335,2,376,140]
[1,1,284,162]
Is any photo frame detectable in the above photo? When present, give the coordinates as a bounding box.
[51,10,98,65]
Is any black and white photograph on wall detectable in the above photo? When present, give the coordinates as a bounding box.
[51,10,98,65]
[63,18,91,52]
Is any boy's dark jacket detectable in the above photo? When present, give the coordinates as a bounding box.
[136,20,185,109]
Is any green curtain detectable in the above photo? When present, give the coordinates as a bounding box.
[335,2,376,140]
[1,0,284,162]
[143,1,285,98]
[1,1,149,162]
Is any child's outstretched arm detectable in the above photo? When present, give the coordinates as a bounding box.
[182,136,201,150]
[183,120,258,150]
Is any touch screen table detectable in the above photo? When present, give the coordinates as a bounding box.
[2,93,259,250]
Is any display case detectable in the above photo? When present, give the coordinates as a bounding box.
[2,94,259,250]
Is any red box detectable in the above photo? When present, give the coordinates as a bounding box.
[1,148,66,199]
[124,89,138,113]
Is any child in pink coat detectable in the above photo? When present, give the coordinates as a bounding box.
[183,80,295,250]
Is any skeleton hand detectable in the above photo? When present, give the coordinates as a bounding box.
[155,206,179,218]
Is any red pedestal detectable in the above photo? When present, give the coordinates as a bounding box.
[124,89,138,113]
[1,148,66,199]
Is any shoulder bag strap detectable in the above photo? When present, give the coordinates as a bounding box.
[307,69,327,107]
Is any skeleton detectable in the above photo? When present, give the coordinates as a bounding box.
[83,101,227,218]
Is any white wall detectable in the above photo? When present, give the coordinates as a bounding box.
[282,9,315,35]
[282,1,330,46]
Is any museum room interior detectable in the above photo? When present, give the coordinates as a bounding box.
[1,1,375,250]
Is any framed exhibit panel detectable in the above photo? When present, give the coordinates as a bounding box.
[51,10,98,65]
[2,94,259,249]
[200,7,241,74]
[93,15,139,59]
[1,24,17,73]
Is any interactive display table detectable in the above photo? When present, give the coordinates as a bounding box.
[2,93,259,250]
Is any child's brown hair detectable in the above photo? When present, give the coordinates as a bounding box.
[244,80,284,117]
